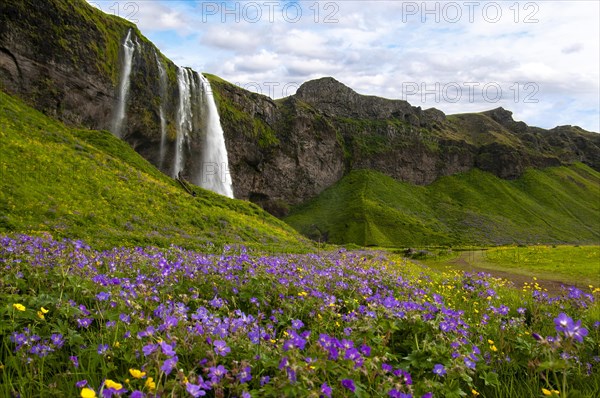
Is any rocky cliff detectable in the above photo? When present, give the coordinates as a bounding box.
[2,0,599,217]
[212,76,599,213]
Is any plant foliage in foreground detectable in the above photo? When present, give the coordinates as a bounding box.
[1,235,599,397]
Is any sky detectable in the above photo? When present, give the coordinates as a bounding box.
[88,0,600,131]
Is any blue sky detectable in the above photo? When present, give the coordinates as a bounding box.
[88,1,599,131]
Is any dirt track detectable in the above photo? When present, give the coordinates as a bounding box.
[431,251,584,296]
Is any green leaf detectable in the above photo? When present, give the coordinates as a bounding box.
[480,371,500,387]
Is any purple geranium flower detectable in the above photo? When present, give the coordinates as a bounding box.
[75,379,88,388]
[554,313,589,342]
[208,365,227,383]
[160,341,176,357]
[213,340,230,356]
[186,383,206,397]
[341,379,355,392]
[321,382,332,397]
[97,344,109,355]
[142,343,158,357]
[238,366,252,383]
[161,356,178,375]
[291,319,304,330]
[433,364,446,376]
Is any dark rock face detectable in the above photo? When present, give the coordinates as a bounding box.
[1,0,599,216]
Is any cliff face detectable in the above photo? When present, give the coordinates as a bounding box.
[0,0,188,180]
[1,0,599,216]
[212,76,599,211]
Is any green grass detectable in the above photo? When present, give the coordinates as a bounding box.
[420,246,600,289]
[0,90,311,251]
[285,166,600,247]
[482,245,600,286]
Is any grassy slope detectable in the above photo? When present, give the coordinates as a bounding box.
[0,90,311,251]
[285,165,600,247]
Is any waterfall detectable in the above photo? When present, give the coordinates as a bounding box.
[111,29,136,138]
[173,67,194,178]
[155,52,168,168]
[197,74,234,198]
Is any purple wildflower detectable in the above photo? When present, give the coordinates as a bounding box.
[76,318,93,328]
[208,365,227,383]
[185,383,206,397]
[360,344,371,357]
[96,292,110,301]
[213,340,230,356]
[76,380,88,388]
[260,376,270,386]
[160,341,176,357]
[555,313,589,342]
[161,356,178,375]
[97,344,109,355]
[238,366,252,383]
[291,319,304,329]
[433,364,446,376]
[341,379,355,392]
[464,357,476,369]
[321,382,332,397]
[142,343,158,356]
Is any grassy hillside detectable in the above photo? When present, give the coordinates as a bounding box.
[0,90,310,251]
[285,165,600,247]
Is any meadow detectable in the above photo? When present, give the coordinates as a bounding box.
[422,246,600,289]
[1,234,599,397]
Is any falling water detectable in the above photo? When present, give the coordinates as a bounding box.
[155,52,168,168]
[173,67,194,178]
[111,29,136,138]
[197,74,234,198]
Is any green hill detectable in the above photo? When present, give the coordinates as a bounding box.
[0,90,310,251]
[285,165,600,247]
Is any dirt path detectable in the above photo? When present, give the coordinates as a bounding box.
[434,251,584,296]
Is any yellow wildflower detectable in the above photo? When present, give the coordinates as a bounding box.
[542,388,559,396]
[80,388,97,398]
[487,339,494,345]
[40,307,49,314]
[472,389,480,396]
[37,311,45,320]
[490,345,498,352]
[129,368,146,379]
[145,377,156,391]
[13,303,25,311]
[104,379,123,390]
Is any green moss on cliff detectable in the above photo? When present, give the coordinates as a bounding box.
[205,74,280,148]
